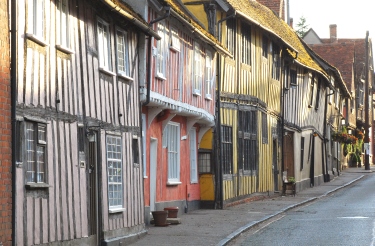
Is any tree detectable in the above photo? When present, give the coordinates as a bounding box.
[296,16,309,37]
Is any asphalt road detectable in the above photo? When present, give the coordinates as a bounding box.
[232,175,375,246]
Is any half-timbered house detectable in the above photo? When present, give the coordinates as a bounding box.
[183,0,352,205]
[304,25,374,170]
[127,0,229,223]
[14,0,159,245]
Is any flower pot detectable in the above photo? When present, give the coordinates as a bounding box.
[152,211,168,226]
[164,207,179,218]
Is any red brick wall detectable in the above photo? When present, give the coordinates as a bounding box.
[0,0,12,245]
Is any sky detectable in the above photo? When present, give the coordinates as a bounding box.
[288,0,374,40]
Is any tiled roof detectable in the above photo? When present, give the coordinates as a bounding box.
[309,39,366,92]
[256,0,285,19]
[224,0,327,77]
[163,0,230,55]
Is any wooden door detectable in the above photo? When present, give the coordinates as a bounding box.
[283,133,294,178]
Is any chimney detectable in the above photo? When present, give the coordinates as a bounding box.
[289,18,293,28]
[330,24,337,43]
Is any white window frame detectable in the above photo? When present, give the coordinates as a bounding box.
[116,28,132,80]
[56,0,69,48]
[193,42,202,96]
[170,26,180,52]
[25,121,47,184]
[335,88,340,109]
[97,18,111,71]
[205,51,213,100]
[156,21,167,79]
[106,135,123,210]
[189,128,198,183]
[163,122,181,185]
[32,0,44,39]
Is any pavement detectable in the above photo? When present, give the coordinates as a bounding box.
[130,166,374,246]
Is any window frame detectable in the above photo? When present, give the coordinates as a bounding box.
[170,26,180,52]
[205,51,213,100]
[25,121,47,184]
[226,18,236,55]
[221,125,233,176]
[32,0,44,39]
[335,88,340,109]
[193,42,202,96]
[97,18,112,71]
[241,21,251,65]
[116,28,132,80]
[308,75,315,107]
[156,21,167,80]
[163,122,181,185]
[315,79,321,110]
[271,43,280,80]
[198,150,212,174]
[56,0,69,48]
[106,135,124,210]
[238,111,257,175]
[261,112,268,144]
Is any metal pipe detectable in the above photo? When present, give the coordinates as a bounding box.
[364,31,370,170]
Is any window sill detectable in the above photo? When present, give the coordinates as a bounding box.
[166,181,181,186]
[193,90,201,96]
[55,44,75,54]
[99,67,116,76]
[155,73,166,81]
[118,73,134,82]
[170,45,180,52]
[205,95,213,101]
[109,208,126,214]
[25,183,50,189]
[25,33,49,47]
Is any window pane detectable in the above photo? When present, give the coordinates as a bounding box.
[26,122,35,182]
[107,136,123,208]
[38,124,46,143]
[37,146,45,183]
[117,34,124,71]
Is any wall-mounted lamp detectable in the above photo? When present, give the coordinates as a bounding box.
[313,131,318,137]
[348,129,352,134]
[341,118,346,125]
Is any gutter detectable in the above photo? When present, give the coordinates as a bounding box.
[100,0,161,40]
[11,0,16,244]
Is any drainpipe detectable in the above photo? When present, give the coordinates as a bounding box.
[364,31,370,170]
[216,11,236,40]
[143,6,170,106]
[323,87,334,182]
[11,0,17,244]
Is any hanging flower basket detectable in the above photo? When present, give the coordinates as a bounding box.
[332,132,357,144]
